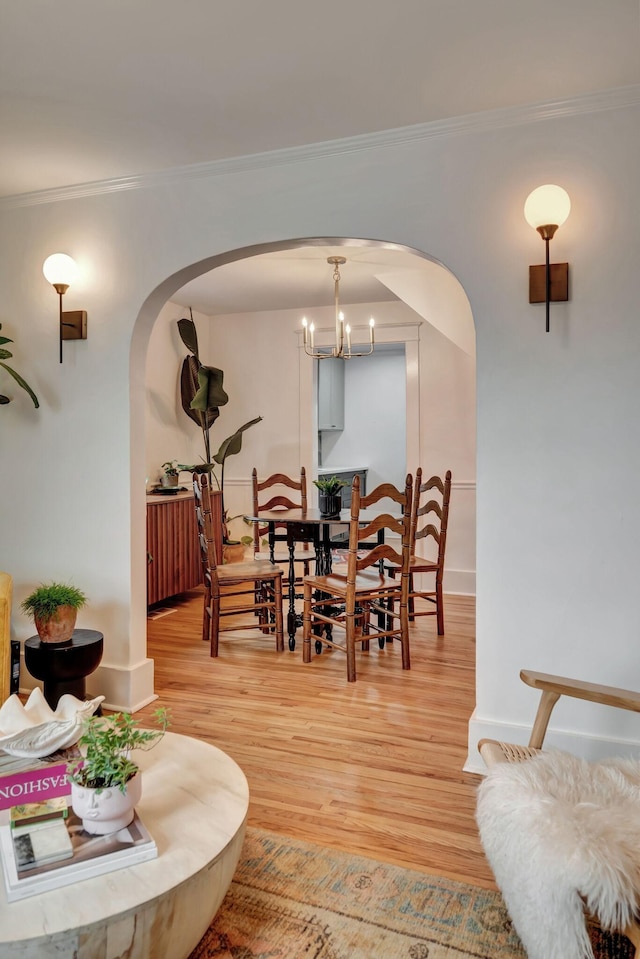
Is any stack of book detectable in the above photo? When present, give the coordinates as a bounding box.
[0,751,157,901]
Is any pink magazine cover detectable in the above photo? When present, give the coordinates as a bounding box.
[0,763,70,811]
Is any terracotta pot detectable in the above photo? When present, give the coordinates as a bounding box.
[71,773,141,835]
[34,605,78,644]
[222,543,246,564]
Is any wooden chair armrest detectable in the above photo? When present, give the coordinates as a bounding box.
[520,669,640,750]
[521,670,640,712]
[477,670,640,766]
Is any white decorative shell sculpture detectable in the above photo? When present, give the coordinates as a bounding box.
[0,688,105,758]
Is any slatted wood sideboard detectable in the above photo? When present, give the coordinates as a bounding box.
[146,489,222,606]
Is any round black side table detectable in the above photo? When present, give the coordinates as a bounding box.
[24,628,104,709]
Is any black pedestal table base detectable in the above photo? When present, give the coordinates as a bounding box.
[24,629,104,710]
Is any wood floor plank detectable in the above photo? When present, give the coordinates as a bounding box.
[141,589,494,888]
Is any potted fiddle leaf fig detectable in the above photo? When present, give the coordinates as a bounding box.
[314,476,349,517]
[177,310,262,547]
[67,707,170,834]
[21,582,87,644]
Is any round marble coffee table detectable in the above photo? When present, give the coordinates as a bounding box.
[0,732,249,959]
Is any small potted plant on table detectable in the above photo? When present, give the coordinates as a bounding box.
[21,582,87,645]
[160,461,181,488]
[67,707,169,834]
[314,476,349,517]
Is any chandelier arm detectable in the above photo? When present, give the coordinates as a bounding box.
[304,343,339,359]
[334,264,344,357]
[344,346,374,357]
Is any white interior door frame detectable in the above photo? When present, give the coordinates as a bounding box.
[297,322,422,498]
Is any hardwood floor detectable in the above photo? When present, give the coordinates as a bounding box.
[141,589,495,889]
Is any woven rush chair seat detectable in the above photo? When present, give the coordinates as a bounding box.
[477,740,542,765]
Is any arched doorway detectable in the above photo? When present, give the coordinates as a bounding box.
[134,236,476,697]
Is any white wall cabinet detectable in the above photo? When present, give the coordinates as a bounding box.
[317,358,345,431]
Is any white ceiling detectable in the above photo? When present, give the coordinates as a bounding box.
[3,0,638,313]
[172,244,421,315]
[2,0,638,200]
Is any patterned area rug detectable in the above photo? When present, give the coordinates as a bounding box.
[189,828,525,959]
[189,829,635,959]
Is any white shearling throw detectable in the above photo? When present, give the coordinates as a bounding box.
[476,751,640,959]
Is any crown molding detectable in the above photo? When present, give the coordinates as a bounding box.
[3,85,639,210]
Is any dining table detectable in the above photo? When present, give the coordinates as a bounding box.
[243,507,390,649]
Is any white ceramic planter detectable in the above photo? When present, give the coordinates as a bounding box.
[71,773,142,835]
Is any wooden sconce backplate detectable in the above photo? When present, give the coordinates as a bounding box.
[61,310,88,339]
[529,263,569,303]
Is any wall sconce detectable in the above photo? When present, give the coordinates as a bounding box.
[42,253,87,363]
[524,184,570,332]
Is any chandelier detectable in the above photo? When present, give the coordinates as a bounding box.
[301,256,375,359]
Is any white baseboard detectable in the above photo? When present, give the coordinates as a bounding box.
[465,711,640,775]
[442,569,475,596]
[20,657,156,714]
[411,568,475,597]
[92,658,157,712]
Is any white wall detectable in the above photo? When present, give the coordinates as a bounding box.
[321,347,407,493]
[201,302,307,543]
[0,94,637,762]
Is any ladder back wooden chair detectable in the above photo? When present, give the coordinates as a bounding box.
[388,467,452,634]
[477,669,640,959]
[302,474,413,683]
[251,468,312,577]
[193,473,284,657]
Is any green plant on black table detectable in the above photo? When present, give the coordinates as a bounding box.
[161,460,180,477]
[67,708,170,793]
[313,476,349,496]
[20,582,87,621]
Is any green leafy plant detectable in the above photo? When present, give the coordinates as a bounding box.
[177,310,262,541]
[68,708,170,793]
[313,476,349,495]
[21,582,87,621]
[161,460,180,477]
[0,322,39,408]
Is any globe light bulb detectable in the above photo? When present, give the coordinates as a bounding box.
[524,185,571,230]
[43,253,79,288]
